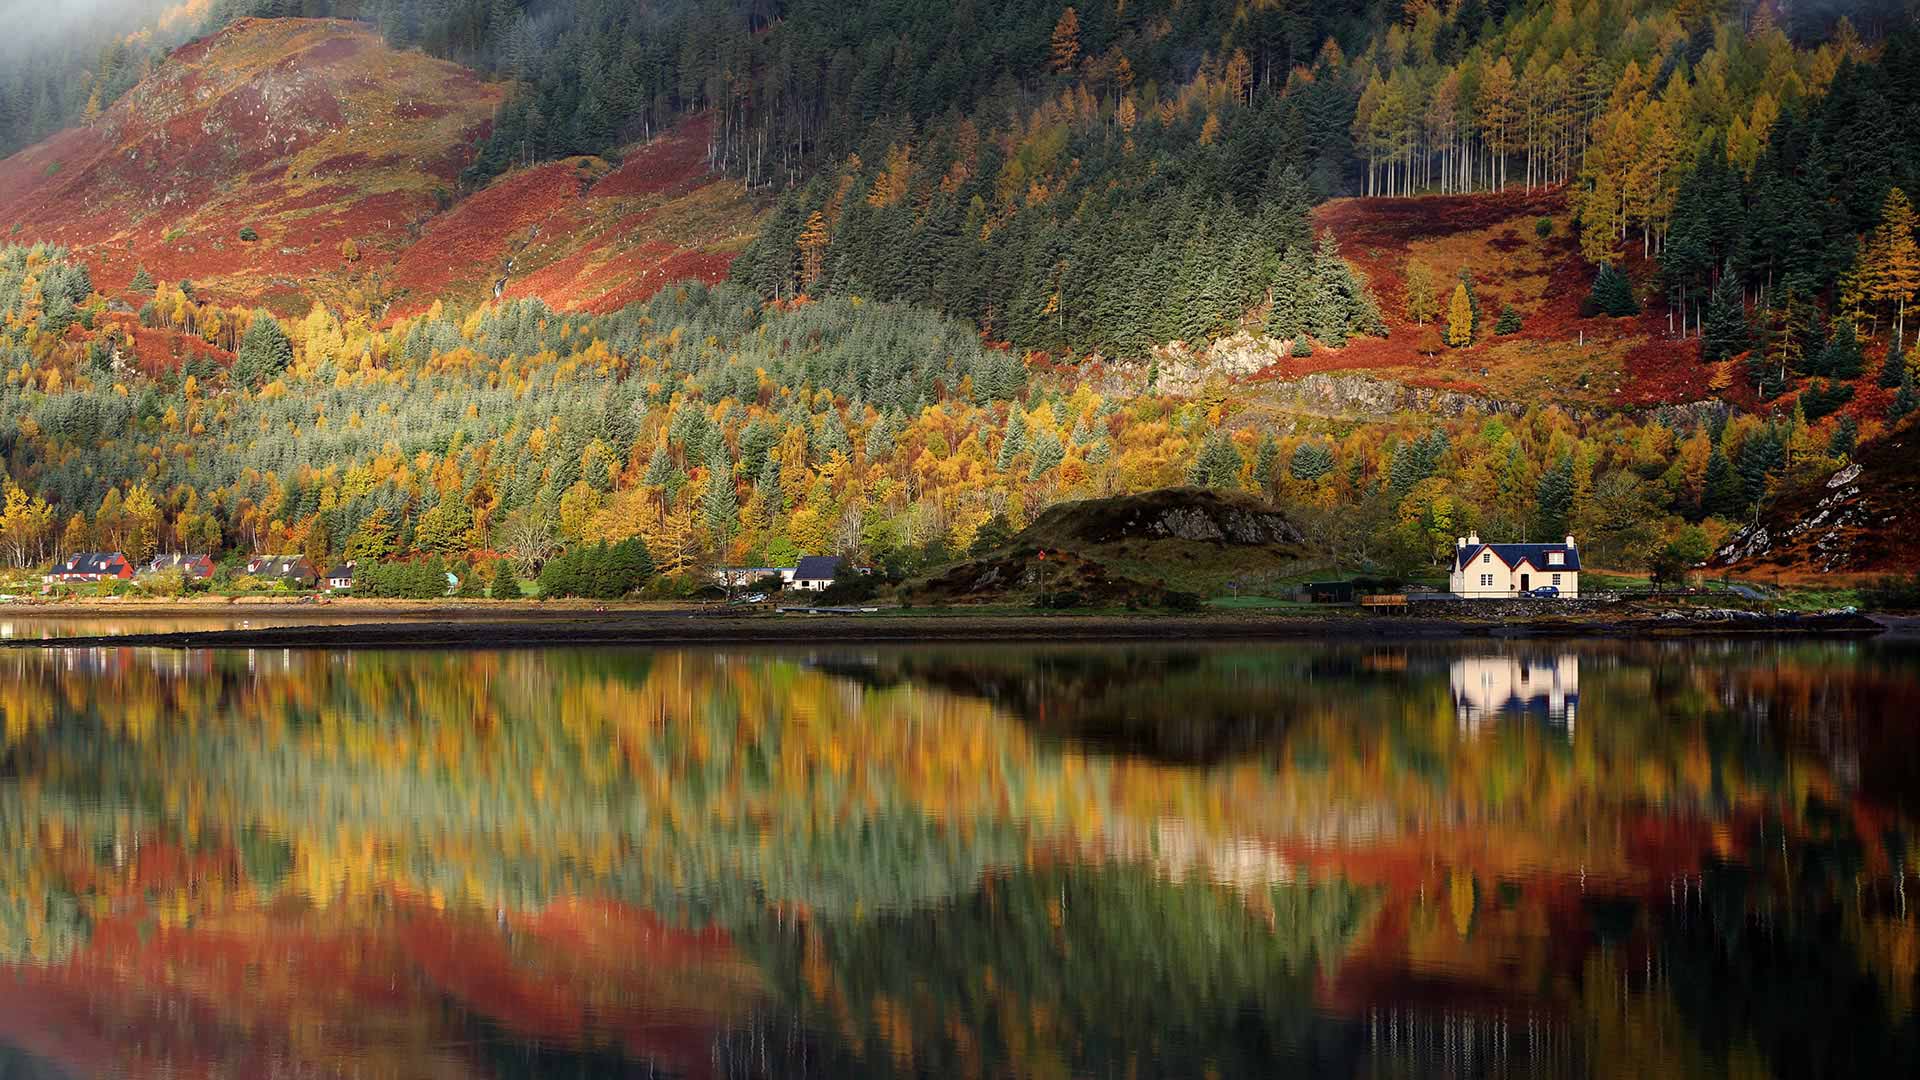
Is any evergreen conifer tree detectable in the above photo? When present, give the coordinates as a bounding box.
[1701,270,1749,362]
[233,311,292,388]
[1533,455,1576,540]
[1701,446,1743,520]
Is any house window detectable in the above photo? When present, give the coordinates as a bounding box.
[1480,573,1494,587]
[1548,552,1565,566]
[1552,574,1562,585]
[1482,552,1491,564]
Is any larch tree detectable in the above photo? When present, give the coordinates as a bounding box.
[797,210,830,292]
[1869,188,1920,349]
[1049,7,1081,75]
[1446,282,1474,347]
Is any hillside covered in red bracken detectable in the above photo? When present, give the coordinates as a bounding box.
[0,17,753,318]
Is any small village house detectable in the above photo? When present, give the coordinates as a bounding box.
[324,563,355,591]
[46,552,135,584]
[245,555,319,589]
[1449,534,1580,598]
[788,555,844,592]
[145,553,215,580]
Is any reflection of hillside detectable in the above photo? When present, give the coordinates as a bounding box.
[0,642,1915,1078]
[816,646,1413,764]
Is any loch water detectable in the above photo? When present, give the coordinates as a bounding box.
[1,639,1916,1078]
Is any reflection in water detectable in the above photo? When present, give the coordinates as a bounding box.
[0,641,1917,1077]
[1451,652,1579,734]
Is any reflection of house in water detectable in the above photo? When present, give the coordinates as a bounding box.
[1450,653,1578,734]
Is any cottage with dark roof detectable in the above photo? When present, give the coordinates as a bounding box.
[146,553,214,580]
[789,555,844,592]
[244,555,318,588]
[46,552,134,584]
[323,562,355,591]
[1448,533,1581,598]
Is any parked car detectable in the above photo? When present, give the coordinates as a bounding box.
[1529,585,1561,598]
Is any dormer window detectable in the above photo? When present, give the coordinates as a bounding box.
[1548,552,1565,566]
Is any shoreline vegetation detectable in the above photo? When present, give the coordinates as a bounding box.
[0,601,1892,650]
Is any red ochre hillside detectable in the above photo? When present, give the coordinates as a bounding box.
[0,17,757,317]
[0,18,504,309]
[1281,189,1723,407]
[389,113,758,317]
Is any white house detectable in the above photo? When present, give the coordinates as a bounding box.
[789,555,843,592]
[1448,533,1581,597]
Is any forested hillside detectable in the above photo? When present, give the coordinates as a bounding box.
[1,0,1918,588]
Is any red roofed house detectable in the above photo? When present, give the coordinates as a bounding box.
[46,552,135,584]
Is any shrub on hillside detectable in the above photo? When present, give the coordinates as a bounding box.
[238,226,258,242]
[1495,304,1523,335]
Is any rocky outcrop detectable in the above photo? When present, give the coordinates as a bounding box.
[1712,428,1918,574]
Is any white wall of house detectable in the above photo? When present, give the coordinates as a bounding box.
[1448,538,1580,598]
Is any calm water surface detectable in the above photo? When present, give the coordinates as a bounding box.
[1,641,1917,1078]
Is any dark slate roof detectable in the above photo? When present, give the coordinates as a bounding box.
[793,555,843,581]
[326,563,355,581]
[1456,543,1581,573]
[55,552,128,574]
[247,556,316,579]
[147,553,213,575]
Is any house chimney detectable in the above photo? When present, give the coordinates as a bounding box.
[1565,535,1577,548]
[1457,536,1467,548]
[1467,532,1480,546]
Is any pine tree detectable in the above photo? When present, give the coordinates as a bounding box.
[1265,249,1313,341]
[1190,430,1244,491]
[996,407,1029,469]
[1882,342,1909,389]
[1700,270,1749,362]
[1533,455,1575,541]
[1814,320,1864,378]
[702,450,740,548]
[488,560,521,600]
[129,267,154,293]
[1494,304,1522,335]
[1251,435,1280,493]
[1891,378,1917,422]
[233,311,292,388]
[1445,283,1474,347]
[1289,441,1334,482]
[1701,446,1742,520]
[1588,265,1640,317]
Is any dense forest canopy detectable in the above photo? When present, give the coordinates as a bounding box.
[0,1,1917,589]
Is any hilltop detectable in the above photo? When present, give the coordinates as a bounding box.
[0,18,751,315]
[907,489,1309,608]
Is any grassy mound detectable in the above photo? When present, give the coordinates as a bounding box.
[907,488,1308,608]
